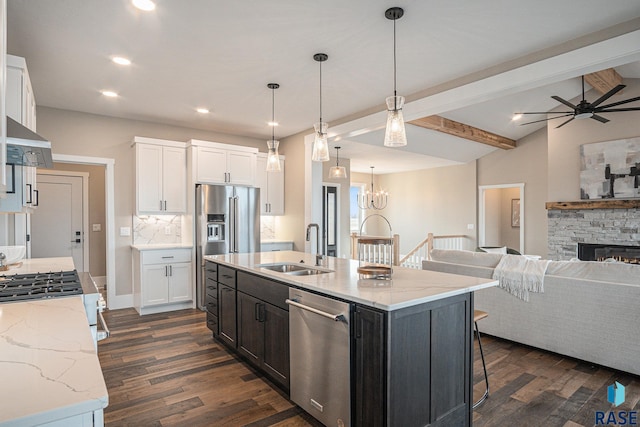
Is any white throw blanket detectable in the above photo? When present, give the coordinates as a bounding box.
[492,255,551,301]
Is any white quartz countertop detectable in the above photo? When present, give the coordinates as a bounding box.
[131,243,193,250]
[0,296,108,425]
[205,251,498,311]
[1,257,75,275]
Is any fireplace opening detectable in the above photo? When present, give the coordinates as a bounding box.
[578,243,640,264]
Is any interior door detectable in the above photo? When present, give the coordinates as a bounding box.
[31,173,85,271]
[323,185,338,257]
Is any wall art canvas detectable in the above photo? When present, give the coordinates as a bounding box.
[580,136,640,200]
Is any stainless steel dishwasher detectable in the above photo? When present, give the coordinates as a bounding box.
[287,288,351,427]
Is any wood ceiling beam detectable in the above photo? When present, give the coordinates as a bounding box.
[408,115,516,150]
[584,68,623,95]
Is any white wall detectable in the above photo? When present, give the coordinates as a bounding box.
[478,127,548,257]
[354,162,478,255]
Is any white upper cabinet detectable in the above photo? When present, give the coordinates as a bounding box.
[6,55,36,132]
[255,154,285,216]
[189,140,257,186]
[0,55,38,213]
[134,137,187,215]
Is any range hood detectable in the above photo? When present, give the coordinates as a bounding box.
[6,116,53,169]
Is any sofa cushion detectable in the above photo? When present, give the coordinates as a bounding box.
[546,260,640,286]
[430,249,503,268]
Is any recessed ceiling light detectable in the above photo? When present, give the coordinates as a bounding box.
[112,56,131,66]
[132,0,156,11]
[512,113,523,121]
[268,121,279,127]
[196,108,209,114]
[101,90,118,98]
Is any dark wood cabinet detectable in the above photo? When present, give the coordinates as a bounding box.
[208,263,289,391]
[237,292,262,364]
[236,271,290,390]
[204,262,218,335]
[352,292,473,427]
[353,305,386,427]
[218,284,237,347]
[262,302,289,388]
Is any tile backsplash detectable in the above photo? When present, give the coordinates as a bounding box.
[261,216,276,240]
[133,215,182,244]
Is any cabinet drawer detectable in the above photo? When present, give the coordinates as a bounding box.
[205,292,218,314]
[205,278,218,297]
[237,271,289,311]
[206,311,218,333]
[205,262,218,282]
[142,248,191,265]
[218,265,236,288]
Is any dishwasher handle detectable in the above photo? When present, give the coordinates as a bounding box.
[286,298,346,322]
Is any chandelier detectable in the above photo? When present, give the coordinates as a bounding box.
[358,166,388,210]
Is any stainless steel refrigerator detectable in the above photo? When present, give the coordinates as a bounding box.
[196,184,260,308]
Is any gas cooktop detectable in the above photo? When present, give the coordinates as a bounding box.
[0,270,83,302]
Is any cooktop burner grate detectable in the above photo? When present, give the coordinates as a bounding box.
[0,270,83,302]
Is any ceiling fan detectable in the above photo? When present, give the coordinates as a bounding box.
[516,75,640,128]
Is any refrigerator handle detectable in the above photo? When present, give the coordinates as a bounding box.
[229,197,235,253]
[233,196,240,253]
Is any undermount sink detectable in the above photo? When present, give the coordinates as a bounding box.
[257,262,332,276]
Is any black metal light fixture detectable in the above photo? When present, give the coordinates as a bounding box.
[312,53,330,162]
[266,83,281,172]
[384,7,407,147]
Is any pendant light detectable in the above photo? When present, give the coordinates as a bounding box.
[312,53,330,162]
[328,146,347,179]
[384,7,407,147]
[357,166,388,210]
[266,83,281,172]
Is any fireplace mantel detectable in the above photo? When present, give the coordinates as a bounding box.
[546,200,640,210]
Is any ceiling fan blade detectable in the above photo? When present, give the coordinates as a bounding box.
[519,113,573,126]
[517,111,574,115]
[595,95,640,110]
[590,84,626,107]
[551,95,577,109]
[597,107,640,112]
[591,114,609,123]
[555,117,575,128]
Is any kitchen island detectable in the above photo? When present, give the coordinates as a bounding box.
[0,258,108,426]
[205,251,498,427]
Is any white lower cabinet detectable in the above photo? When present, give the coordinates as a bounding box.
[133,247,193,315]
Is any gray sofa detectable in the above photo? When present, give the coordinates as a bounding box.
[422,249,640,376]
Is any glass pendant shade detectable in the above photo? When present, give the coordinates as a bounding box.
[384,95,407,147]
[312,122,330,161]
[328,165,347,179]
[266,139,281,172]
[328,145,347,179]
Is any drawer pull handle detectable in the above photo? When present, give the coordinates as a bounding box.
[162,256,174,259]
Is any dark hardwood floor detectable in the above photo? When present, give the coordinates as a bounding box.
[99,308,639,426]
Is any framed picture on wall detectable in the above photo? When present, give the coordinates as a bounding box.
[511,199,520,227]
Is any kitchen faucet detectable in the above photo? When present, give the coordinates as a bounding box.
[306,223,325,266]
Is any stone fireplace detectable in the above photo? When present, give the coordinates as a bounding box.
[547,200,640,260]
